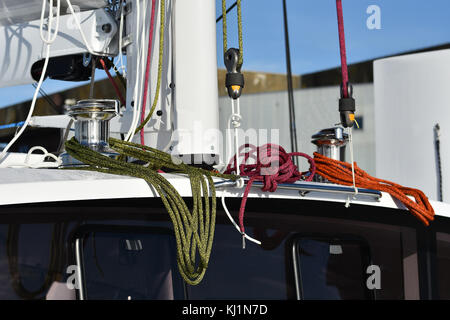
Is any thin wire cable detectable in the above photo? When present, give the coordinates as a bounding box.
[216,1,237,23]
[31,83,59,113]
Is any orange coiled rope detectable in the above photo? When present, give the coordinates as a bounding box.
[313,152,435,226]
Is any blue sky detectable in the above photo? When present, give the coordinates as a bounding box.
[0,0,449,108]
[217,0,450,73]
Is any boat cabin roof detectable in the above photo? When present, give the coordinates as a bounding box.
[0,168,448,219]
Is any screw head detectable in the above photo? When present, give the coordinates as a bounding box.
[102,23,112,33]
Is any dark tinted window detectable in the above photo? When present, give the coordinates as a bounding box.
[0,223,67,300]
[436,232,450,299]
[186,226,288,299]
[0,199,414,300]
[293,237,371,300]
[78,226,184,300]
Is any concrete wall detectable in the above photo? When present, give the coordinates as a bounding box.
[218,83,376,174]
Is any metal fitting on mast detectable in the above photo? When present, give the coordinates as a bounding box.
[224,48,244,99]
[339,82,356,128]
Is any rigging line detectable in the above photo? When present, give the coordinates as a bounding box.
[216,1,237,23]
[336,0,349,98]
[111,61,127,88]
[0,0,60,161]
[346,127,358,208]
[222,0,243,65]
[99,58,126,106]
[124,0,144,141]
[139,0,157,146]
[117,0,126,77]
[282,0,298,165]
[31,83,59,114]
[134,0,165,135]
[0,121,25,131]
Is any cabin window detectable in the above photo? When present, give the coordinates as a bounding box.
[75,225,185,300]
[186,225,288,299]
[292,236,373,300]
[436,232,450,299]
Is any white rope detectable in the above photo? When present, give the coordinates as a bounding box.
[220,184,261,246]
[65,0,99,55]
[225,100,261,248]
[40,0,61,44]
[125,0,148,142]
[117,0,126,77]
[25,146,62,168]
[0,0,60,162]
[345,126,358,207]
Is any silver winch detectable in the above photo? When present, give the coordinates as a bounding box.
[60,99,119,167]
[311,127,348,161]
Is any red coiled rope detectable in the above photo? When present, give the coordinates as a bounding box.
[336,0,349,98]
[140,0,157,145]
[224,144,316,234]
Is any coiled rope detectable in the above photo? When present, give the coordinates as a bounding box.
[224,144,316,235]
[64,137,236,285]
[314,152,435,226]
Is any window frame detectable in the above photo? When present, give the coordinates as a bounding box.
[70,224,187,300]
[290,233,375,300]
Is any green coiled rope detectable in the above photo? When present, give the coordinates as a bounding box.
[64,137,236,285]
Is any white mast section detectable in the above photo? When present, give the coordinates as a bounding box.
[172,0,220,164]
[122,0,220,163]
